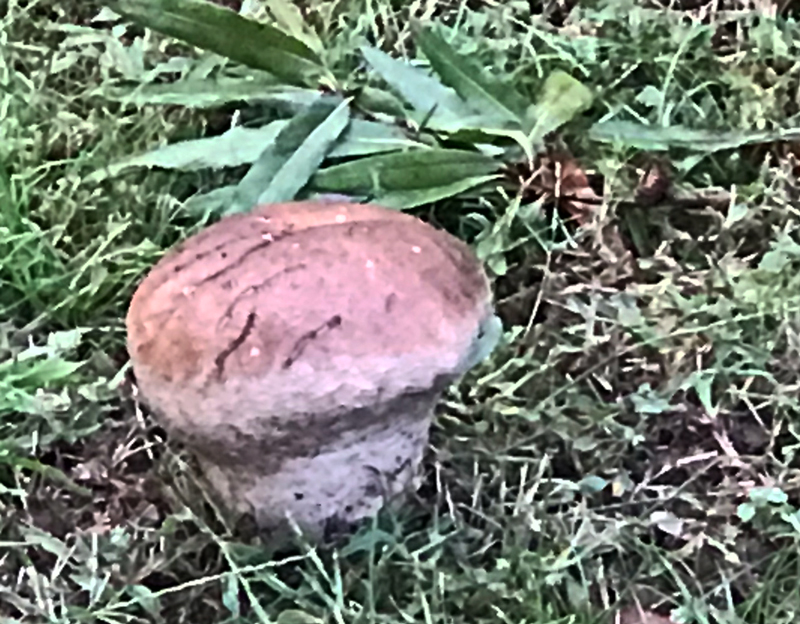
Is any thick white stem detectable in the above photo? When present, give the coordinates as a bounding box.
[198,408,434,542]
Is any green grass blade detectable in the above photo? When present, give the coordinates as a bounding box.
[0,159,11,216]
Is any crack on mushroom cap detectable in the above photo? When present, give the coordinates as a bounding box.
[282,314,343,369]
[219,263,306,327]
[135,201,447,297]
[197,229,294,285]
[214,311,257,380]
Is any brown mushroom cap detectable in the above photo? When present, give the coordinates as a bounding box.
[127,199,493,409]
[126,200,497,534]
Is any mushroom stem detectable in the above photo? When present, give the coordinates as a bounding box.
[197,393,439,541]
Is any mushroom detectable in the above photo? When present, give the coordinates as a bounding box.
[126,200,501,543]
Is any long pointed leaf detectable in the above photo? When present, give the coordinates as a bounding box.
[228,97,351,213]
[87,121,289,182]
[107,0,324,85]
[413,23,527,128]
[360,45,482,132]
[309,149,500,194]
[328,120,421,158]
[376,174,499,209]
[183,185,237,216]
[589,120,800,152]
[263,0,324,55]
[99,79,320,108]
[88,118,420,182]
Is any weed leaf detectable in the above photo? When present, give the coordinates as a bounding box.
[309,149,499,194]
[589,120,800,152]
[276,610,323,624]
[88,121,288,181]
[262,0,324,55]
[107,0,324,85]
[328,119,421,158]
[413,23,526,128]
[360,45,478,132]
[0,159,11,214]
[89,118,415,181]
[527,70,594,144]
[183,185,238,217]
[376,174,498,209]
[228,96,351,213]
[100,79,320,109]
[353,85,410,119]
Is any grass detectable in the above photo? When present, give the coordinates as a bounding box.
[3,0,800,622]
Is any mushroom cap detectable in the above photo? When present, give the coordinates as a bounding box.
[126,200,498,468]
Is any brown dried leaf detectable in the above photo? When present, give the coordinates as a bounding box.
[556,157,603,222]
[635,159,672,206]
[595,223,635,285]
[615,606,675,624]
[531,154,603,224]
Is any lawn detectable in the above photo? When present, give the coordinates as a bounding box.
[2,0,800,622]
